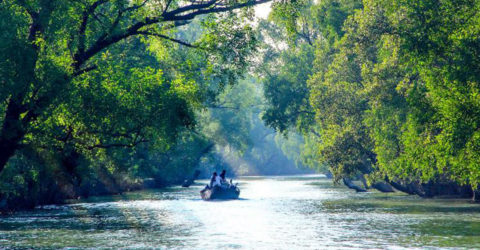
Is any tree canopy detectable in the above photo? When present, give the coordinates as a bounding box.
[2,0,480,209]
[0,0,274,210]
[261,0,480,199]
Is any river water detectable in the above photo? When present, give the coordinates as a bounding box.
[1,175,480,249]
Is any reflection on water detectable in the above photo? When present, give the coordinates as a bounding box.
[1,175,480,249]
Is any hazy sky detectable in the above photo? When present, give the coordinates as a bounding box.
[255,2,272,19]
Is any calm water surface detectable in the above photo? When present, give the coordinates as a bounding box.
[1,175,480,249]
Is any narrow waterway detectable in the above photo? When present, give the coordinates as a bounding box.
[1,175,480,249]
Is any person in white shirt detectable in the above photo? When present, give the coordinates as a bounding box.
[214,173,222,187]
[209,172,222,188]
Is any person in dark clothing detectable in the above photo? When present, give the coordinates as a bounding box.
[220,170,226,183]
[210,172,218,188]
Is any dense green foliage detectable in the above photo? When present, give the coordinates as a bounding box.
[257,0,362,174]
[262,0,480,198]
[2,0,480,210]
[0,0,269,210]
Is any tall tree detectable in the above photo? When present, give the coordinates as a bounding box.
[0,0,270,174]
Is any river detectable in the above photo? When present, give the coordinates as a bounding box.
[1,175,480,249]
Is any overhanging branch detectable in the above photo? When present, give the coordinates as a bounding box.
[136,31,197,48]
[73,65,98,76]
[86,139,149,150]
[163,0,271,21]
[72,0,273,70]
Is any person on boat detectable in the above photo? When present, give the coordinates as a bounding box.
[210,172,222,188]
[209,172,217,188]
[215,172,223,187]
[220,170,227,184]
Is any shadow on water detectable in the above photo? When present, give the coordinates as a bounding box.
[304,177,480,214]
[202,198,250,202]
[0,188,200,248]
[319,194,480,214]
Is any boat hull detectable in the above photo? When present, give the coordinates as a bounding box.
[200,186,240,200]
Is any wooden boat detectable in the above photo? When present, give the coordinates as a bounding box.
[200,185,240,200]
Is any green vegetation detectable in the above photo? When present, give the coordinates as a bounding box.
[1,0,480,211]
[0,0,275,211]
[261,0,480,200]
[198,77,311,176]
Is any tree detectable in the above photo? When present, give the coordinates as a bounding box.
[307,0,480,198]
[257,0,362,175]
[0,0,271,174]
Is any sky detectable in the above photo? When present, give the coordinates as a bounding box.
[254,2,272,20]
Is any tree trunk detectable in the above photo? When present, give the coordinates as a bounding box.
[342,178,367,192]
[0,99,26,173]
[324,171,333,179]
[387,180,416,195]
[182,169,201,188]
[371,182,395,193]
[472,189,480,202]
[61,149,82,187]
[358,174,369,189]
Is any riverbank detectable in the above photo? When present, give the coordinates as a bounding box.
[2,175,480,249]
[3,171,480,214]
[0,173,177,214]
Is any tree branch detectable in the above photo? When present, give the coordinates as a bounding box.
[165,0,218,17]
[123,0,149,13]
[86,139,149,150]
[163,0,174,13]
[107,0,150,37]
[73,65,98,76]
[207,105,239,110]
[77,0,110,68]
[136,31,198,48]
[310,128,321,138]
[72,0,272,70]
[163,0,271,22]
[16,0,37,21]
